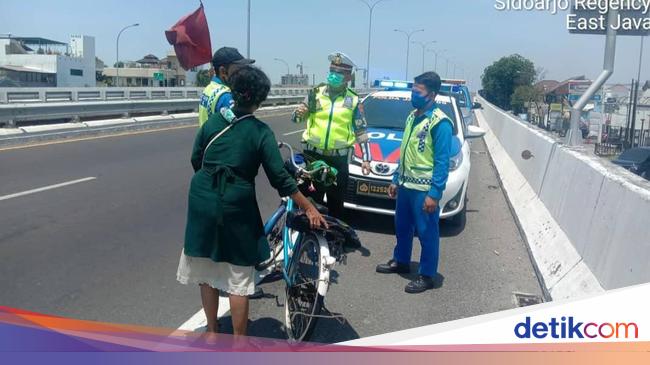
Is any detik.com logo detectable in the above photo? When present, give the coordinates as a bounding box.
[515,317,639,339]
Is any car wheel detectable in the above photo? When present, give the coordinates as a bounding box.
[449,204,467,228]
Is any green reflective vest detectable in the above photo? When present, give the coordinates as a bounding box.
[303,85,359,150]
[198,81,230,127]
[398,108,451,191]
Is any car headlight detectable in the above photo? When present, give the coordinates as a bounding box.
[449,152,463,171]
[350,154,363,166]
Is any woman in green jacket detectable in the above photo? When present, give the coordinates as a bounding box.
[177,66,326,337]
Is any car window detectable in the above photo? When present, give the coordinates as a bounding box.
[618,148,650,162]
[362,95,457,131]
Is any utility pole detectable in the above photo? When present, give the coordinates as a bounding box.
[630,35,645,147]
[247,0,251,58]
[566,9,618,146]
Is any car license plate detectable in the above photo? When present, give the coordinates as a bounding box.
[356,180,392,198]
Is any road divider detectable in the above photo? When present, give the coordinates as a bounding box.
[0,105,299,148]
[476,96,650,298]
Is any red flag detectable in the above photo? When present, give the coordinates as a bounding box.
[165,3,212,70]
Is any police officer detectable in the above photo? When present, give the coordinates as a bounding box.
[292,52,371,218]
[199,47,254,126]
[376,71,453,294]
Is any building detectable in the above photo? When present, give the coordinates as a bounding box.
[280,74,309,86]
[102,50,197,87]
[0,35,96,87]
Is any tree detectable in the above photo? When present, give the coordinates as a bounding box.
[196,69,211,87]
[481,54,536,110]
[511,85,544,117]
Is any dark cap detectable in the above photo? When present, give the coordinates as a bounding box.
[211,47,255,68]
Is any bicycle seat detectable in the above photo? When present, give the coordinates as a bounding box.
[286,211,311,232]
[313,202,329,215]
[308,197,329,215]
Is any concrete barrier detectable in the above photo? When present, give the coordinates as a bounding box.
[476,95,650,298]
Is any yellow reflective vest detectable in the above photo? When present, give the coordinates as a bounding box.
[398,108,451,191]
[302,85,359,151]
[198,80,230,127]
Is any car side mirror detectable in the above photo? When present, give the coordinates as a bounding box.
[472,102,482,110]
[466,125,486,139]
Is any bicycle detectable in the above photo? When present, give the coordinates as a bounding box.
[255,142,361,342]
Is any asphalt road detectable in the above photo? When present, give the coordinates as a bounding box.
[0,112,543,342]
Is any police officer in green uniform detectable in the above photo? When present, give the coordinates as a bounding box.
[199,47,254,127]
[292,52,372,218]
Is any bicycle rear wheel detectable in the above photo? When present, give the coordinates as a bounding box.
[284,232,325,342]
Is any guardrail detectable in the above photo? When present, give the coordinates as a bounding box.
[0,87,376,126]
[594,142,623,157]
[0,87,315,104]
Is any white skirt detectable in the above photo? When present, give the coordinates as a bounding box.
[176,249,256,296]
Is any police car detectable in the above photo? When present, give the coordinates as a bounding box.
[440,79,482,126]
[344,80,486,225]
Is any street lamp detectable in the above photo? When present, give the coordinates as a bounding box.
[116,23,139,87]
[412,40,436,73]
[427,48,447,73]
[274,58,290,85]
[274,58,290,75]
[445,57,449,77]
[394,28,424,80]
[359,0,390,87]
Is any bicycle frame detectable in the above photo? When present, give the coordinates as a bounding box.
[263,198,302,286]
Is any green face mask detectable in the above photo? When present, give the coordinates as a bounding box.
[327,71,345,88]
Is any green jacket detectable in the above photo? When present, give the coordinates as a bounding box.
[183,112,298,266]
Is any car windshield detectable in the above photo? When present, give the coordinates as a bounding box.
[362,95,457,131]
[618,148,650,162]
[440,85,469,108]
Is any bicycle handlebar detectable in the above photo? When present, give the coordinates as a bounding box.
[278,142,329,176]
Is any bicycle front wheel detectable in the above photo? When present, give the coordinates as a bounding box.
[284,232,325,342]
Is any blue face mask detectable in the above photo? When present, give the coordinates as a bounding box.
[411,90,430,109]
[327,71,345,88]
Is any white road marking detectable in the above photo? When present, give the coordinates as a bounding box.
[177,295,231,332]
[283,128,305,136]
[0,177,97,202]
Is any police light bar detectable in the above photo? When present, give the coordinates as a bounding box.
[374,80,413,90]
[442,79,466,85]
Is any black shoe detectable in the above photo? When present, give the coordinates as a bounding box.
[405,275,435,294]
[376,259,410,274]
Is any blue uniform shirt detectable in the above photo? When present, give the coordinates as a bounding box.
[393,104,453,200]
[212,77,234,112]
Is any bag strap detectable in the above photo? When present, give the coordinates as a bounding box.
[201,113,253,168]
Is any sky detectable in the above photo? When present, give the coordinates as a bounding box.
[0,0,648,90]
